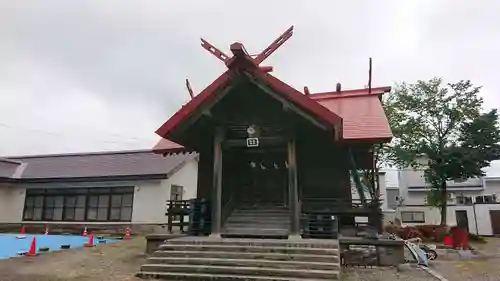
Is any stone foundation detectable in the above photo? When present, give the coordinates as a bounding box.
[339,237,405,266]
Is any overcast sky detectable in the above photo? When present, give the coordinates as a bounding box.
[1,1,499,173]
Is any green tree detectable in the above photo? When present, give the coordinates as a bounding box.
[384,78,500,225]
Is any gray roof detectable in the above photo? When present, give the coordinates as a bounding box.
[0,150,196,181]
[0,158,23,178]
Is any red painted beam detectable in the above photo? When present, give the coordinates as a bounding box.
[230,42,250,58]
[254,26,294,65]
[200,38,230,62]
[259,66,273,73]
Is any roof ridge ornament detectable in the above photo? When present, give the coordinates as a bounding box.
[199,25,294,69]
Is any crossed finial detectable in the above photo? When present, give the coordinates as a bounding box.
[200,26,294,67]
[186,26,294,99]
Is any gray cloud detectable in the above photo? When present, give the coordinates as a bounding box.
[0,0,499,173]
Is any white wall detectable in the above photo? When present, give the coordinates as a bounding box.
[0,158,199,225]
[399,168,483,190]
[396,203,500,236]
[131,158,198,224]
[0,184,26,223]
[395,205,441,226]
[385,171,500,236]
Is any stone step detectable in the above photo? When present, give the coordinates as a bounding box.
[225,221,290,227]
[157,244,339,255]
[167,238,339,249]
[146,257,339,271]
[136,271,336,280]
[223,223,290,230]
[223,225,289,232]
[228,212,289,217]
[220,232,288,239]
[229,213,290,218]
[226,217,290,223]
[221,229,289,237]
[237,207,288,210]
[152,250,340,263]
[234,207,290,213]
[139,264,340,280]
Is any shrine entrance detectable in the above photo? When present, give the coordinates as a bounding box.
[224,144,288,207]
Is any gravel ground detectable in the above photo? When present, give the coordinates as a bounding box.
[421,238,500,281]
[431,258,500,281]
[0,237,147,281]
[4,236,500,281]
[343,266,436,281]
[0,235,439,281]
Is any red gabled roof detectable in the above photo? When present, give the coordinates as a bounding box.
[153,138,190,154]
[310,86,392,141]
[155,71,232,140]
[155,43,343,140]
[153,86,393,153]
[153,36,393,154]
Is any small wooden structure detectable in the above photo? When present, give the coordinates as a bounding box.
[155,26,392,239]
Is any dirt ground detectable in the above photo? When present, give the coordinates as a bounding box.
[342,266,436,281]
[0,236,438,281]
[2,236,500,281]
[0,237,147,281]
[428,238,500,281]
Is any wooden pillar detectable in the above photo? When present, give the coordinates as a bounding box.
[210,127,224,237]
[287,138,300,238]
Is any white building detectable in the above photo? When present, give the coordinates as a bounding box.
[395,167,500,236]
[350,169,399,224]
[0,150,199,233]
[6,149,498,236]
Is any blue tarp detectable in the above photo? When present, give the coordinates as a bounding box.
[0,233,118,259]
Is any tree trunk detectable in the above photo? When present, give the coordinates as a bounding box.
[440,180,448,225]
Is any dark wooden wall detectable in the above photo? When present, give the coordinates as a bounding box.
[295,125,352,201]
[196,142,214,200]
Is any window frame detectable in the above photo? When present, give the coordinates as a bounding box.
[22,187,134,222]
[170,184,184,201]
[400,211,425,223]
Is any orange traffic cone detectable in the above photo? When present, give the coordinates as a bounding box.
[27,236,37,256]
[82,227,88,237]
[17,225,26,239]
[85,232,94,247]
[44,225,49,235]
[125,228,131,240]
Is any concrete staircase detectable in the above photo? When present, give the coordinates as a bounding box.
[137,237,341,280]
[222,204,290,238]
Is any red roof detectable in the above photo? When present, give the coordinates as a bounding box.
[311,86,392,141]
[153,86,392,153]
[155,66,343,139]
[153,41,392,154]
[153,139,190,154]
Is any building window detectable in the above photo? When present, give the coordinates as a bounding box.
[475,195,497,204]
[170,185,184,221]
[23,187,134,222]
[401,211,425,223]
[457,196,473,205]
[170,185,183,201]
[386,189,400,209]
